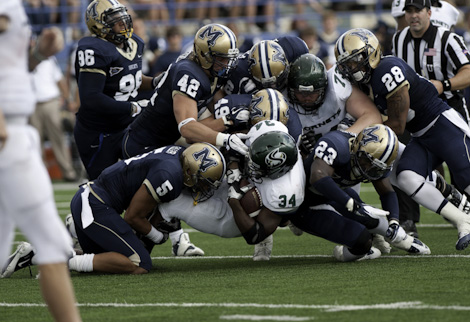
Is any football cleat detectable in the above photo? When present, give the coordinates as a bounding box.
[388,226,431,254]
[65,214,82,251]
[456,232,470,251]
[253,234,273,261]
[372,234,391,254]
[1,242,35,278]
[172,233,204,256]
[334,245,381,262]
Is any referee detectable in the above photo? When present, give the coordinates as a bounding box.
[392,0,470,124]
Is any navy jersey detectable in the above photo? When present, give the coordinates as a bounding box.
[304,131,364,189]
[224,52,257,95]
[93,145,185,214]
[74,34,145,131]
[128,59,221,148]
[369,56,450,134]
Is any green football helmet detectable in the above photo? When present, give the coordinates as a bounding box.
[288,54,328,114]
[247,131,298,181]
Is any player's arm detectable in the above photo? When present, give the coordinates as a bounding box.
[383,85,409,135]
[29,27,64,71]
[0,108,7,150]
[228,199,281,245]
[77,71,133,116]
[124,184,159,236]
[372,177,399,222]
[345,86,383,134]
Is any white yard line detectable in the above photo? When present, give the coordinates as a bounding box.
[1,301,470,311]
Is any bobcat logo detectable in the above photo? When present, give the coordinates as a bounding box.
[265,148,286,168]
[198,26,223,48]
[192,148,218,173]
[361,125,380,145]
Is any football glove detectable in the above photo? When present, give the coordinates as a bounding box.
[299,130,317,155]
[130,100,149,117]
[228,181,254,200]
[226,168,242,184]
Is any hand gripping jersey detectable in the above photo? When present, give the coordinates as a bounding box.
[295,66,352,143]
[247,120,305,214]
[224,52,257,95]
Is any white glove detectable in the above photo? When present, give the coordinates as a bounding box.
[216,133,249,156]
[226,168,242,184]
[228,181,254,200]
[130,100,149,117]
[362,205,390,218]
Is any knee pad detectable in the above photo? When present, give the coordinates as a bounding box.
[397,170,426,197]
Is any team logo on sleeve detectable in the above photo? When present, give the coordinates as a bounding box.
[109,67,124,76]
[198,26,222,48]
[192,148,218,172]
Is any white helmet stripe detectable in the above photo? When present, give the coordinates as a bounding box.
[378,126,397,164]
[259,41,272,79]
[217,24,237,50]
[267,88,279,121]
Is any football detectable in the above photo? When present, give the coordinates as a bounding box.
[240,186,263,217]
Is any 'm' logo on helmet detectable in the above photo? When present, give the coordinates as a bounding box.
[192,148,218,173]
[350,30,370,44]
[250,96,263,119]
[271,43,287,66]
[361,125,380,145]
[87,2,98,21]
[198,26,222,48]
[265,148,287,168]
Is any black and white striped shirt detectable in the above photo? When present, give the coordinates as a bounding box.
[392,24,470,118]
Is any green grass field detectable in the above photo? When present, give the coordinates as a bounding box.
[1,182,470,322]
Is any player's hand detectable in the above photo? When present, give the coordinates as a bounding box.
[385,219,407,243]
[131,100,149,117]
[228,180,253,200]
[36,26,64,58]
[299,130,317,155]
[226,168,242,184]
[222,107,250,131]
[225,133,249,155]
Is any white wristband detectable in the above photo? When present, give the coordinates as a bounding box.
[145,226,164,244]
[178,117,196,134]
[346,198,355,212]
[216,132,229,147]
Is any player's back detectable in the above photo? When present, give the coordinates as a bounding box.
[371,56,449,134]
[94,145,185,213]
[130,59,214,147]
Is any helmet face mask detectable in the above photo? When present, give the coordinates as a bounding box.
[335,28,381,84]
[247,131,298,182]
[249,88,290,127]
[249,40,289,91]
[193,24,239,79]
[352,124,398,181]
[287,53,327,114]
[86,0,133,45]
[182,143,227,203]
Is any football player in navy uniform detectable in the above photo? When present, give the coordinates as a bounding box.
[335,28,470,250]
[122,23,248,159]
[298,124,430,261]
[6,143,226,275]
[74,0,157,180]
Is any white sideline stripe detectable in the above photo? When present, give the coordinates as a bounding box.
[220,315,313,321]
[150,254,470,260]
[2,301,470,311]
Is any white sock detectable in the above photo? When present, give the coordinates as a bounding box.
[169,229,184,246]
[68,253,94,272]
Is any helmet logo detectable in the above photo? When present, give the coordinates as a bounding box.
[350,30,370,44]
[87,2,99,21]
[198,26,223,48]
[265,148,286,168]
[361,125,380,145]
[271,43,286,66]
[250,95,264,120]
[192,148,218,173]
